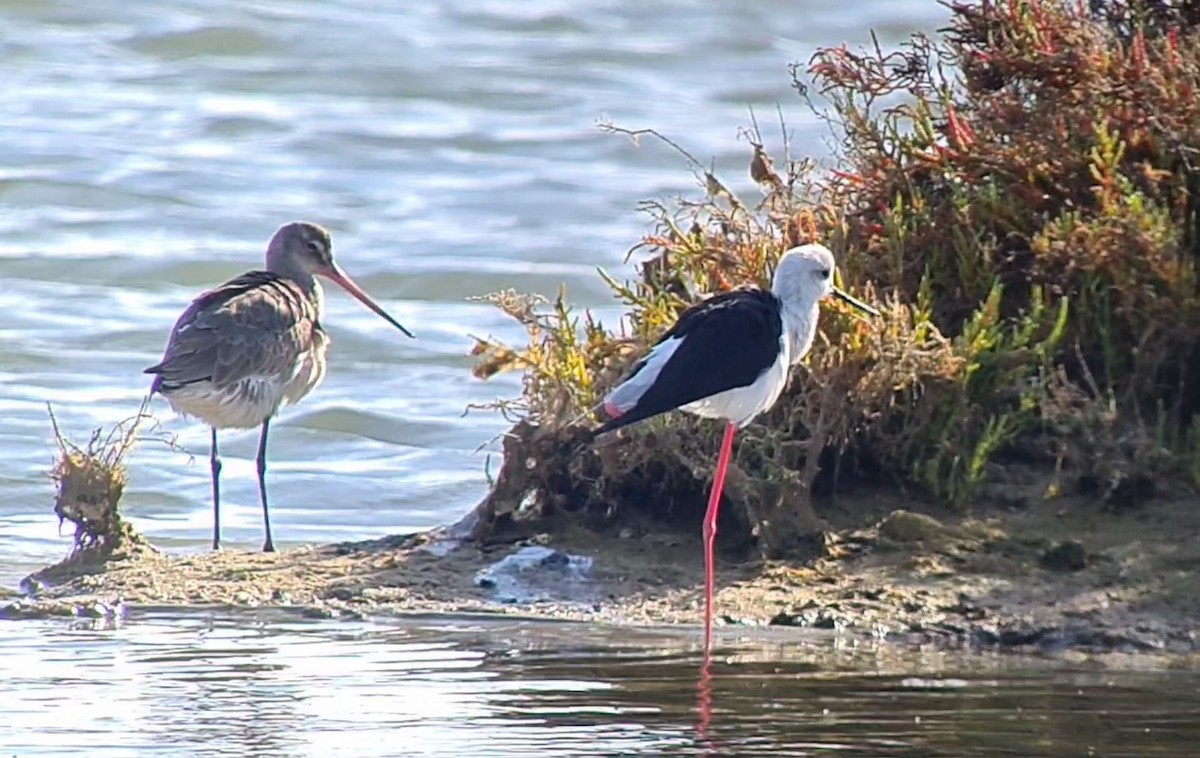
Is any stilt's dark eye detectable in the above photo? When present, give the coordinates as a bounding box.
[819,268,831,279]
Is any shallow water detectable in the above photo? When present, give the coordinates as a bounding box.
[1,609,1198,757]
[0,0,944,581]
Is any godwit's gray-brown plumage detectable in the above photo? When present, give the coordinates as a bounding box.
[144,221,413,552]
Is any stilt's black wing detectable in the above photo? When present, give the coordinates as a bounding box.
[594,287,783,435]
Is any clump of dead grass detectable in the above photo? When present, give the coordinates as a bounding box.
[468,0,1200,558]
[47,397,170,556]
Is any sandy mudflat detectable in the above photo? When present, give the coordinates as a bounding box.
[8,479,1200,662]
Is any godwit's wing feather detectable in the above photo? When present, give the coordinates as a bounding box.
[595,287,784,435]
[146,271,318,392]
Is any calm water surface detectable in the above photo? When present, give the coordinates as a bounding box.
[3,609,1200,757]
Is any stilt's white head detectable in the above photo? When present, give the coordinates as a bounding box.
[771,244,879,318]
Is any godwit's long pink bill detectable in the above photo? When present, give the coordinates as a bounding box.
[590,244,880,653]
[324,264,414,338]
[145,221,413,552]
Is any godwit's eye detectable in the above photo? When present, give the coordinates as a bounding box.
[306,240,323,254]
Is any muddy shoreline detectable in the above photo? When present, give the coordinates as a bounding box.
[6,476,1200,660]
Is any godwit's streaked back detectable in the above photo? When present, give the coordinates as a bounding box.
[592,243,879,649]
[145,221,413,552]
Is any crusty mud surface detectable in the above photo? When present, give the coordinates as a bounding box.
[6,480,1200,659]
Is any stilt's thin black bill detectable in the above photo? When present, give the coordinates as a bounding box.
[832,287,880,317]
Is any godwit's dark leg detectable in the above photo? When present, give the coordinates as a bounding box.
[256,419,275,553]
[210,428,222,551]
[702,421,737,651]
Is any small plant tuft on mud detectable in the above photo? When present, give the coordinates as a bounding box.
[468,0,1200,559]
[47,398,167,556]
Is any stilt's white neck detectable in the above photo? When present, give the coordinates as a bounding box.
[780,301,819,365]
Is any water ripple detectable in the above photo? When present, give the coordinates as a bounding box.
[2,611,1199,756]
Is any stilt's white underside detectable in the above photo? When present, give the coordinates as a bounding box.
[682,332,791,428]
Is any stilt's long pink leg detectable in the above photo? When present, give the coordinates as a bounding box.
[702,421,737,651]
[695,648,714,745]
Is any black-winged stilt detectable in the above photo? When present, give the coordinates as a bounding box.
[592,243,880,648]
[145,221,414,552]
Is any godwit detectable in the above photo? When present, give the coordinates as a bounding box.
[592,243,879,649]
[145,221,413,552]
